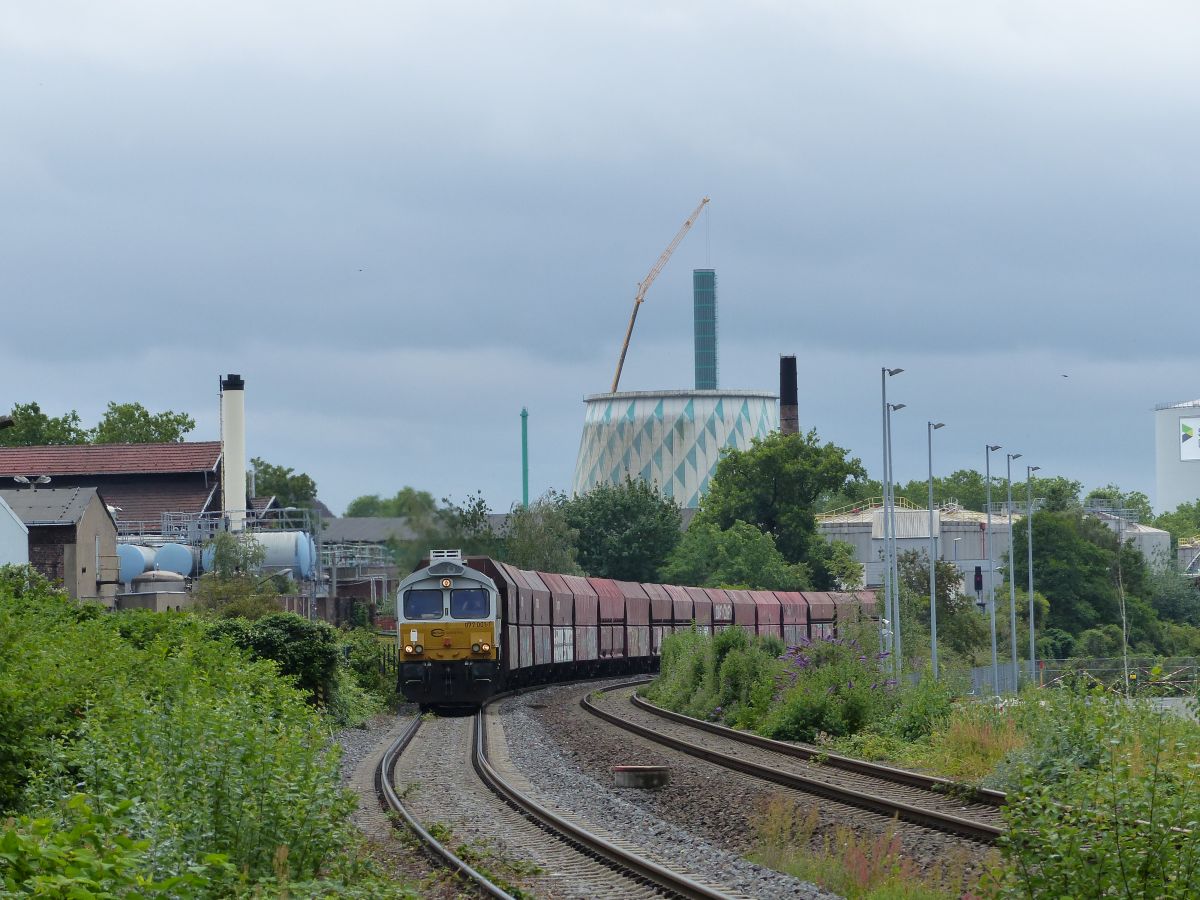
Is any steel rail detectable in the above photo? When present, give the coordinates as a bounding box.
[629,690,1007,806]
[375,716,516,900]
[474,691,736,900]
[581,685,1003,844]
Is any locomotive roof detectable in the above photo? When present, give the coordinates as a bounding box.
[397,558,497,593]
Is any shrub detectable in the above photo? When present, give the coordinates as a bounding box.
[211,613,340,703]
[760,637,892,742]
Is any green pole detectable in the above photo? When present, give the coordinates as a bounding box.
[520,407,529,508]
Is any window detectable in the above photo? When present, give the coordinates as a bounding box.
[450,588,490,619]
[403,589,443,620]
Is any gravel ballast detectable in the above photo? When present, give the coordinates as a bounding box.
[499,680,840,900]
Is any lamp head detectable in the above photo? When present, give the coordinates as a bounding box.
[1010,453,1023,461]
[931,422,945,430]
[1029,465,1041,474]
[886,367,904,376]
[12,476,29,485]
[890,403,906,411]
[988,444,1001,452]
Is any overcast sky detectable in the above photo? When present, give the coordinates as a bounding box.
[4,2,1199,515]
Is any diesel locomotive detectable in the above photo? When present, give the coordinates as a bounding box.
[396,549,878,707]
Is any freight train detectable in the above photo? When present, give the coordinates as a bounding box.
[396,550,877,707]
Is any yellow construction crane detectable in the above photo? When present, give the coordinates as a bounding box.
[610,196,710,393]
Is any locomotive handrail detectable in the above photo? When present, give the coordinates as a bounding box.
[376,716,517,900]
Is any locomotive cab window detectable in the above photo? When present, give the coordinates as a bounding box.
[404,589,443,619]
[450,588,489,619]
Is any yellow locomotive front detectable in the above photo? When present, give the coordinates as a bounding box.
[397,550,501,707]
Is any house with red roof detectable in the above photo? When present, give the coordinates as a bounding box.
[0,442,233,535]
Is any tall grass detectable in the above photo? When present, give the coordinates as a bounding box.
[750,795,978,899]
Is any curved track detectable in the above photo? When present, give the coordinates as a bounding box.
[582,683,1005,844]
[375,686,743,899]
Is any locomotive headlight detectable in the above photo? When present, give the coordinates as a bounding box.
[441,578,452,588]
[471,642,482,654]
[403,644,414,654]
[413,644,424,655]
[481,642,491,653]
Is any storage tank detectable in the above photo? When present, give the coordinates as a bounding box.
[130,570,187,594]
[155,543,195,577]
[1154,399,1200,513]
[200,531,315,579]
[117,544,156,586]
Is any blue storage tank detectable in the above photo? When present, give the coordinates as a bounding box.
[156,543,195,577]
[200,531,315,579]
[117,544,156,585]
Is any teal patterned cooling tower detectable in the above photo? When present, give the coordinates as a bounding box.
[572,390,778,508]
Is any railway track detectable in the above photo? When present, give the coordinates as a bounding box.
[582,682,1005,844]
[374,687,745,899]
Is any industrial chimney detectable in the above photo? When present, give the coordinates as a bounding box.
[779,356,798,434]
[693,269,718,390]
[220,374,247,531]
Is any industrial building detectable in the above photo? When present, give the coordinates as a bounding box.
[819,497,1172,598]
[0,487,119,602]
[573,257,786,507]
[1154,398,1200,513]
[572,390,778,508]
[817,499,1014,601]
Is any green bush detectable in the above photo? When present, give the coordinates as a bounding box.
[996,707,1200,897]
[0,566,417,896]
[340,627,398,708]
[211,613,340,703]
[883,668,955,741]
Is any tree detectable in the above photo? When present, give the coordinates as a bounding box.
[825,540,864,590]
[660,521,810,590]
[1154,500,1200,544]
[501,493,583,574]
[695,429,865,588]
[562,478,682,582]
[896,549,991,657]
[92,402,195,444]
[0,402,89,446]
[250,457,318,508]
[194,532,279,619]
[390,491,500,571]
[344,487,437,519]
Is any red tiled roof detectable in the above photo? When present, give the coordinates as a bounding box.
[98,481,219,526]
[0,442,221,476]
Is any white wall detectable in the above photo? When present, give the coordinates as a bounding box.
[0,496,29,566]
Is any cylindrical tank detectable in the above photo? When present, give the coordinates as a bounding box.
[155,543,195,577]
[200,531,314,579]
[117,544,156,585]
[130,570,187,593]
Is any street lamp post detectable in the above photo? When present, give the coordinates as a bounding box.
[985,444,1002,696]
[887,401,906,676]
[880,367,903,664]
[1006,452,1022,693]
[1026,465,1040,682]
[928,421,945,679]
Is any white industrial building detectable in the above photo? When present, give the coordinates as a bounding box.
[819,499,1173,596]
[1155,399,1200,513]
[817,499,1013,601]
[572,390,778,508]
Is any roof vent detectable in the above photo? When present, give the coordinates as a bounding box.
[430,549,462,562]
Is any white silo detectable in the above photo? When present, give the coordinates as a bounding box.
[571,389,778,508]
[1154,399,1200,513]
